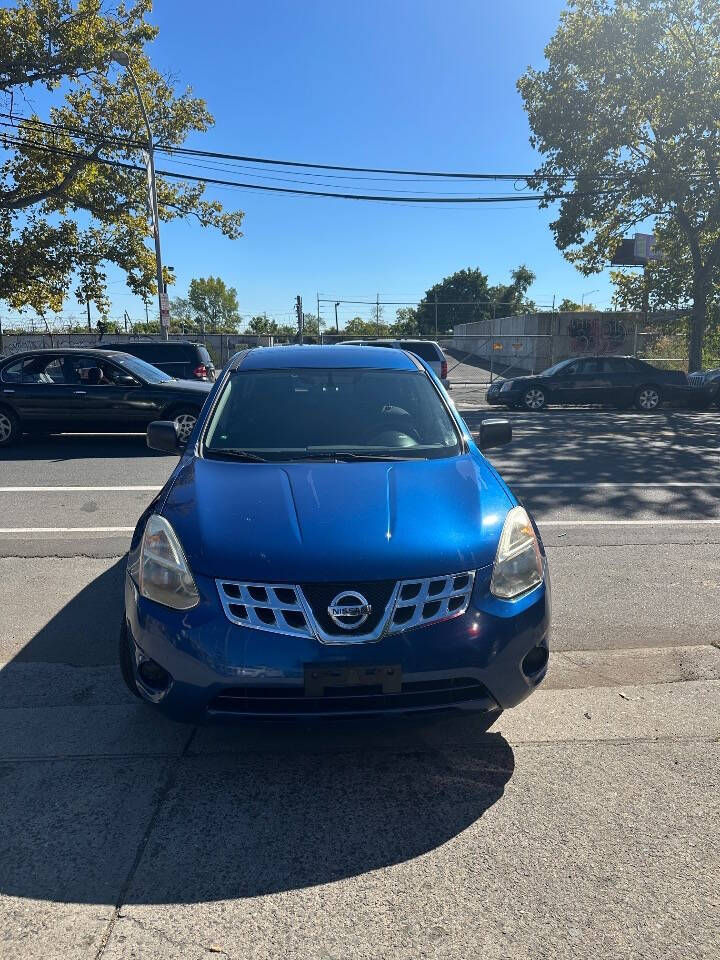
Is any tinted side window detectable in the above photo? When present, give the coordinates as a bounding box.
[401,342,441,362]
[561,361,582,376]
[579,358,603,374]
[39,359,68,383]
[127,344,165,363]
[1,359,26,383]
[604,358,635,373]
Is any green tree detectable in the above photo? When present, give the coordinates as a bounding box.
[392,307,420,336]
[518,0,720,371]
[0,0,244,320]
[302,313,321,337]
[414,265,536,333]
[248,313,279,335]
[343,316,391,337]
[415,268,491,334]
[167,295,200,333]
[557,297,596,311]
[489,265,537,317]
[187,276,240,333]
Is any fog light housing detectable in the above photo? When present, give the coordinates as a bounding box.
[138,657,172,692]
[522,641,549,678]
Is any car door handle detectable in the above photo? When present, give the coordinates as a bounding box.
[73,390,87,396]
[3,389,14,394]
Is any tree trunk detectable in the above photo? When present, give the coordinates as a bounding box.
[688,273,709,372]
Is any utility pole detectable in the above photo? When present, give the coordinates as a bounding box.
[334,301,340,333]
[434,293,438,338]
[376,293,380,337]
[296,295,304,344]
[641,265,650,329]
[86,301,92,333]
[110,50,169,340]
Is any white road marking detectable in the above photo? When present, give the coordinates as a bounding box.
[539,519,720,526]
[0,486,160,493]
[0,481,718,493]
[0,519,719,535]
[511,482,720,488]
[0,527,136,533]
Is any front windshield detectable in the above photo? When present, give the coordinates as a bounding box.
[538,359,574,377]
[203,367,461,461]
[113,354,173,383]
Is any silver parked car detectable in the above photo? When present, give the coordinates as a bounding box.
[339,339,449,388]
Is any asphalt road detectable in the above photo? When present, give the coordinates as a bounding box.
[1,391,719,959]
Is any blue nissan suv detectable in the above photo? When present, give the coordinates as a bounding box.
[121,345,550,723]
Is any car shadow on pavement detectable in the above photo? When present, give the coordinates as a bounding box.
[468,408,720,520]
[2,433,169,461]
[0,559,514,905]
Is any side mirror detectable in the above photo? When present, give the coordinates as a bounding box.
[478,418,512,451]
[147,420,181,453]
[115,374,138,387]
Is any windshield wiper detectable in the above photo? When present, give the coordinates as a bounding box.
[205,448,268,462]
[287,451,424,462]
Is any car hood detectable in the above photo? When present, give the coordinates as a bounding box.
[155,379,213,396]
[163,454,511,582]
[496,375,537,388]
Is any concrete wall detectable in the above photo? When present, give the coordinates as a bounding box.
[450,312,641,374]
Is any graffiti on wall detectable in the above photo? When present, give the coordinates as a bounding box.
[567,316,629,355]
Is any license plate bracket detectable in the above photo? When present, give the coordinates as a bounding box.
[304,664,402,697]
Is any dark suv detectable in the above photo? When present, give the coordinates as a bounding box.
[98,340,215,381]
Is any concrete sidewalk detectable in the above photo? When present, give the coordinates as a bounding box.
[1,557,718,959]
[1,653,718,960]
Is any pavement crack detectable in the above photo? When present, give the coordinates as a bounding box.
[94,724,198,960]
[113,915,232,959]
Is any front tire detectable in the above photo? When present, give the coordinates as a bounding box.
[635,385,662,411]
[522,387,547,411]
[0,407,20,446]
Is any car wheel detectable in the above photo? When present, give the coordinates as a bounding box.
[522,387,547,411]
[119,619,141,698]
[635,385,662,411]
[0,407,19,446]
[170,408,199,444]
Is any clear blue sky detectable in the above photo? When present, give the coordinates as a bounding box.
[81,0,617,325]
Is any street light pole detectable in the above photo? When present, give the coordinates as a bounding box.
[581,289,599,309]
[110,50,168,340]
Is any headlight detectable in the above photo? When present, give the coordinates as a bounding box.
[139,515,199,610]
[490,506,543,599]
[500,381,513,392]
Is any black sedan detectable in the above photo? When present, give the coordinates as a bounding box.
[0,348,212,447]
[687,368,720,408]
[486,355,689,411]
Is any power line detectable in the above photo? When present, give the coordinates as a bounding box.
[4,111,708,189]
[2,132,591,203]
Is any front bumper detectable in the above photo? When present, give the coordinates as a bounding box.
[486,385,518,406]
[124,564,550,724]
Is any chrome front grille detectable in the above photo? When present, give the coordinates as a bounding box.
[388,572,475,633]
[216,570,476,642]
[216,581,313,638]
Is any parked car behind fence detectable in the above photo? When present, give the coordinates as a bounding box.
[97,340,216,382]
[486,355,690,411]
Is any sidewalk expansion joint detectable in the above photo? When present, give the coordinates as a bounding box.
[94,724,198,960]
